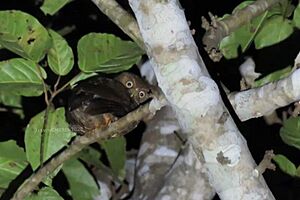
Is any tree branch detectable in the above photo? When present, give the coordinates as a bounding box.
[129,0,275,199]
[229,54,300,121]
[135,58,215,200]
[11,98,165,200]
[133,106,215,200]
[90,0,145,50]
[201,0,282,61]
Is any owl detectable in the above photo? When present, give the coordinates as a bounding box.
[65,72,154,135]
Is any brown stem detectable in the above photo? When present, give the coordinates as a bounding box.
[51,72,84,100]
[53,76,61,93]
[255,150,276,174]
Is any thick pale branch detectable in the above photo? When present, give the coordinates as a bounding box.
[133,106,182,199]
[133,106,215,200]
[134,61,216,199]
[12,99,164,200]
[230,69,300,121]
[129,0,275,199]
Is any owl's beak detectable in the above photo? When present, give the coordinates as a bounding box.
[149,86,161,99]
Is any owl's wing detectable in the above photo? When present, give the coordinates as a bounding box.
[68,76,137,116]
[83,97,134,117]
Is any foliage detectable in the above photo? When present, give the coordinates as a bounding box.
[0,11,51,62]
[47,29,74,76]
[273,154,300,177]
[40,0,71,16]
[101,137,127,179]
[0,58,47,96]
[253,66,292,87]
[25,187,64,200]
[25,107,76,169]
[77,33,143,73]
[220,0,297,59]
[0,7,143,199]
[280,116,300,150]
[0,140,27,189]
[293,3,300,28]
[62,159,100,200]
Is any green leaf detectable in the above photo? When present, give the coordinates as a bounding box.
[25,187,64,200]
[220,11,266,59]
[0,140,27,188]
[47,29,74,76]
[77,33,143,73]
[0,92,22,107]
[0,58,47,97]
[232,1,254,13]
[69,72,98,88]
[0,93,24,118]
[0,10,51,62]
[77,146,102,167]
[101,137,126,179]
[25,107,75,170]
[0,140,26,161]
[62,159,99,200]
[280,116,300,150]
[220,24,252,59]
[40,0,71,16]
[293,3,300,29]
[253,66,292,87]
[254,16,293,49]
[273,154,296,177]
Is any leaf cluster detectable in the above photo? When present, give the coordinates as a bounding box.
[220,0,300,59]
[0,2,143,199]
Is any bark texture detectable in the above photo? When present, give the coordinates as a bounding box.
[129,0,275,199]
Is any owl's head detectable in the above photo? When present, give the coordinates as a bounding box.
[115,72,153,105]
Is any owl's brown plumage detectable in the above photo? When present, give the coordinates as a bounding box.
[66,72,154,135]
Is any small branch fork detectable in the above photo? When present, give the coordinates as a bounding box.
[255,150,276,175]
[201,0,282,62]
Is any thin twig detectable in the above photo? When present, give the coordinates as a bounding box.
[51,72,84,99]
[56,25,76,36]
[12,98,164,200]
[53,76,61,93]
[35,64,50,106]
[0,107,8,112]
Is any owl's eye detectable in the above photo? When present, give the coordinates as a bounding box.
[139,91,146,98]
[125,81,133,88]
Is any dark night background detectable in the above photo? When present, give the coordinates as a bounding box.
[1,0,300,199]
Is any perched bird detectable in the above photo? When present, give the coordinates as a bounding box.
[65,72,154,135]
